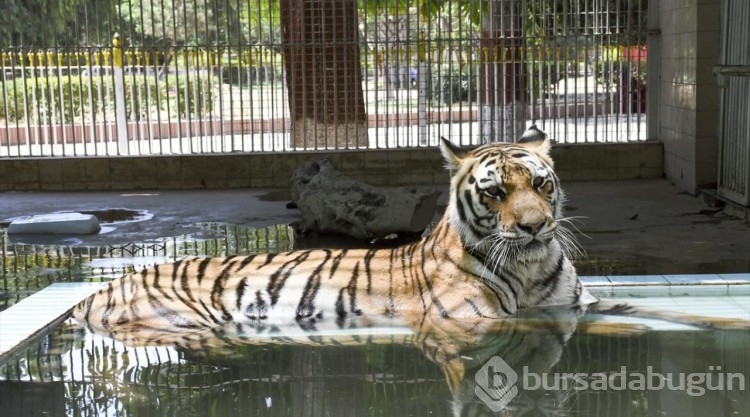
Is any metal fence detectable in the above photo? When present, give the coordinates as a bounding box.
[716,0,750,206]
[0,0,648,157]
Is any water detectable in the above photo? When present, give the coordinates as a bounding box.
[0,223,295,311]
[0,305,747,417]
[1,223,748,416]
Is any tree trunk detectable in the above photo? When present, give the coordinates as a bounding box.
[281,0,368,149]
[478,0,526,143]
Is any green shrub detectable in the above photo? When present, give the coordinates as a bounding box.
[0,76,84,123]
[0,78,26,121]
[162,73,216,117]
[429,67,475,105]
[0,72,217,123]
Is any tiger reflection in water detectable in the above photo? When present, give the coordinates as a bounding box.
[71,127,749,416]
[71,296,745,417]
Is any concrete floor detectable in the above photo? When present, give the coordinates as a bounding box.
[1,179,748,275]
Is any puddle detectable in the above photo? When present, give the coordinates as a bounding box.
[79,208,152,224]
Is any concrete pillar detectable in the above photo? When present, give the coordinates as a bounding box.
[658,0,722,194]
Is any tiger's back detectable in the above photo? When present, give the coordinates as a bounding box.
[74,219,527,334]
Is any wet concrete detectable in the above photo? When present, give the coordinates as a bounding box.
[0,180,748,275]
[0,190,299,246]
[563,180,750,274]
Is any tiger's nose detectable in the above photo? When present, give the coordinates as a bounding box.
[518,221,545,236]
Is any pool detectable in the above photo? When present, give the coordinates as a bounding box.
[1,225,748,417]
[0,223,295,312]
[0,294,748,417]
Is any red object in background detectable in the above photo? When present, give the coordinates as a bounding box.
[619,46,647,114]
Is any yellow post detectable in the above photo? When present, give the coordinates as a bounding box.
[417,31,426,62]
[255,48,262,67]
[112,33,123,69]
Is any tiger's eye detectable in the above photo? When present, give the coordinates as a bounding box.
[533,176,544,188]
[485,186,505,198]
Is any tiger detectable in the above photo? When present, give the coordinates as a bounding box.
[72,130,590,333]
[69,128,749,417]
[72,128,748,338]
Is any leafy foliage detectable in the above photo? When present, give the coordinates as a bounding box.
[429,66,476,105]
[0,73,216,122]
[0,0,119,47]
[119,0,215,45]
[240,0,282,47]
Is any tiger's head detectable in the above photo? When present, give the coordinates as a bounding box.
[440,130,574,264]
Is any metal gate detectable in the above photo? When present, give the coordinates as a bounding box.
[716,0,750,206]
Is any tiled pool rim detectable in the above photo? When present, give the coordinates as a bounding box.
[1,273,749,361]
[581,273,750,297]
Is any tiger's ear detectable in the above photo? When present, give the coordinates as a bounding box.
[439,137,468,171]
[518,124,551,156]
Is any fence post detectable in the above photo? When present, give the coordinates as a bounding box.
[647,0,660,140]
[112,33,129,155]
[417,31,428,146]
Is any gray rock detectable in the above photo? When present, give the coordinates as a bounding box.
[8,212,101,235]
[290,158,440,241]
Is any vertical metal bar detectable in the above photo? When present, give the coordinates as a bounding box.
[113,34,129,155]
[418,31,428,146]
[647,0,659,141]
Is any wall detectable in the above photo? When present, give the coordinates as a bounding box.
[0,143,663,191]
[658,0,722,194]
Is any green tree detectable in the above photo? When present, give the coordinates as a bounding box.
[281,0,368,149]
[240,0,282,48]
[418,0,646,143]
[479,0,526,143]
[118,0,217,76]
[119,0,215,44]
[0,0,118,47]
